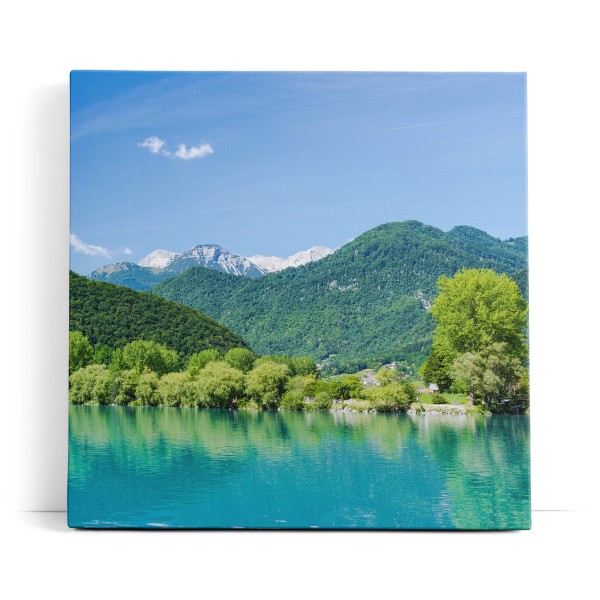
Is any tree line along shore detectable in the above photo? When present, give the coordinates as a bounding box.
[69,337,420,413]
[69,268,529,414]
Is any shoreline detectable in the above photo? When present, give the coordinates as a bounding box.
[70,402,529,416]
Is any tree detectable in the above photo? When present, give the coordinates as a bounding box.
[136,371,160,406]
[304,379,335,398]
[375,367,402,386]
[69,364,110,404]
[187,349,221,376]
[254,355,289,368]
[288,356,317,376]
[280,389,306,410]
[195,361,245,407]
[92,343,114,366]
[400,380,417,404]
[286,373,317,392]
[312,392,333,410]
[430,268,527,358]
[156,372,199,407]
[365,383,411,412]
[329,379,353,403]
[421,268,528,402]
[109,347,126,373]
[339,375,362,398]
[115,340,179,376]
[450,343,524,406]
[112,369,140,405]
[245,361,290,408]
[69,331,93,374]
[224,348,256,373]
[419,346,452,391]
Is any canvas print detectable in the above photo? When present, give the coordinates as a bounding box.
[68,71,530,529]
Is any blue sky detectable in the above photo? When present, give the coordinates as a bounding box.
[70,71,527,274]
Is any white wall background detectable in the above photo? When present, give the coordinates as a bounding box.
[1,1,598,598]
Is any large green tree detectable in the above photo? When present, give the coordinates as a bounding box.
[422,268,528,403]
[431,268,527,357]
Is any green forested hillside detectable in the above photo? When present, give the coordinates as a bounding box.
[151,221,527,367]
[69,271,249,359]
[511,268,529,299]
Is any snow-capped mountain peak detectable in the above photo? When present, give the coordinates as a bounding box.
[131,243,333,278]
[248,246,334,273]
[138,249,180,269]
[171,244,264,278]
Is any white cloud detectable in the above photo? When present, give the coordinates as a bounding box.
[122,247,133,255]
[137,136,167,155]
[137,136,213,160]
[174,143,214,160]
[70,234,111,258]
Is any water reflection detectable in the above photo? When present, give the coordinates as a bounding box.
[69,406,530,529]
[409,413,530,529]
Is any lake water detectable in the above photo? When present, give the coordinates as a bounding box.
[68,406,530,530]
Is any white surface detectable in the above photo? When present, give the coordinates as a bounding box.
[5,511,597,599]
[1,1,598,595]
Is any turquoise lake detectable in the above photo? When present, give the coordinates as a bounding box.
[68,406,530,530]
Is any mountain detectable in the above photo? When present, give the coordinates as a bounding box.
[89,244,263,291]
[138,249,179,269]
[168,244,264,277]
[248,246,334,273]
[87,262,175,291]
[89,242,333,291]
[151,221,528,369]
[70,271,249,360]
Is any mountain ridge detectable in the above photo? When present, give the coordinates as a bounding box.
[151,220,528,369]
[90,243,335,290]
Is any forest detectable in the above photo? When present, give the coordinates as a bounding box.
[69,271,249,360]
